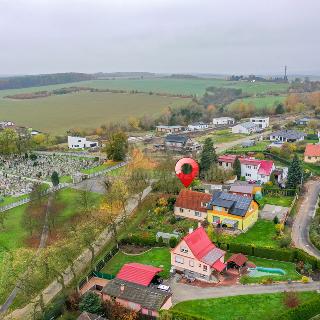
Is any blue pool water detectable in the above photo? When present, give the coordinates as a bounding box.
[248,267,286,277]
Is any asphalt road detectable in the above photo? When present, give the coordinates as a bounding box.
[292,178,320,259]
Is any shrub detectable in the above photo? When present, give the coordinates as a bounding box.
[79,291,103,315]
[169,237,178,248]
[283,290,300,308]
[158,236,164,246]
[275,296,320,320]
[273,216,279,224]
[169,216,177,224]
[228,243,253,256]
[160,310,207,320]
[121,233,157,247]
[301,276,309,283]
[279,236,291,248]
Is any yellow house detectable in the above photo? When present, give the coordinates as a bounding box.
[207,191,258,231]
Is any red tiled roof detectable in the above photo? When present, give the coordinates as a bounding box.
[305,144,320,157]
[257,160,274,176]
[227,253,248,266]
[218,155,237,163]
[116,263,162,286]
[183,227,216,261]
[175,189,211,213]
[212,260,226,272]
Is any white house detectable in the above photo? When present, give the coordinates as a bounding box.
[68,136,98,149]
[187,122,209,131]
[218,155,275,183]
[249,117,269,129]
[269,130,306,143]
[212,117,235,126]
[231,122,259,134]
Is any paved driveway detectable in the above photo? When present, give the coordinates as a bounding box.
[170,279,320,304]
[292,178,320,259]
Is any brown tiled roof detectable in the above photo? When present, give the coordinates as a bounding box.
[227,253,248,266]
[175,189,211,213]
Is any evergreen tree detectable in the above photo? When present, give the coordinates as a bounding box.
[199,137,217,175]
[233,157,241,179]
[286,154,302,189]
[275,103,285,114]
[51,171,60,187]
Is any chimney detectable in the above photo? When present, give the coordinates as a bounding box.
[120,284,125,293]
[189,227,194,234]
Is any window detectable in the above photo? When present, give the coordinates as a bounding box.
[180,246,188,253]
[179,208,184,213]
[203,265,207,271]
[195,211,201,217]
[216,206,222,212]
[199,263,201,267]
[246,173,251,177]
[175,256,184,264]
[189,260,194,267]
[247,165,251,169]
[254,166,257,169]
[200,274,206,278]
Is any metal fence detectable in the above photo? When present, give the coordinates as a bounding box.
[78,245,119,290]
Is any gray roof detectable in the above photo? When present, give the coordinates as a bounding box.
[208,191,252,217]
[202,247,225,265]
[156,125,183,129]
[237,122,258,129]
[102,279,171,310]
[165,134,188,144]
[229,185,254,194]
[270,130,306,139]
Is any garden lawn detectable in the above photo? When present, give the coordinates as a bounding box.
[230,220,279,248]
[172,291,316,320]
[240,256,301,284]
[55,188,102,223]
[228,141,269,153]
[258,195,294,208]
[101,247,171,278]
[81,160,120,175]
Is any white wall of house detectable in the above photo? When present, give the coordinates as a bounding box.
[249,117,269,129]
[212,117,235,126]
[187,124,209,131]
[68,136,98,149]
[269,135,304,143]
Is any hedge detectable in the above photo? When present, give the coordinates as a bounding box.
[275,296,320,320]
[217,242,320,270]
[160,310,208,320]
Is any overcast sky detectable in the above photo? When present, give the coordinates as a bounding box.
[1,0,320,75]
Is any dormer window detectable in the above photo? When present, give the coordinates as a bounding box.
[201,202,208,208]
[180,246,188,253]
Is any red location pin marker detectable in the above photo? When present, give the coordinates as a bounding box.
[175,158,199,188]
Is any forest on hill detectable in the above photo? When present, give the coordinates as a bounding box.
[0,72,94,90]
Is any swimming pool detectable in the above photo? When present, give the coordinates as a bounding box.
[247,267,286,277]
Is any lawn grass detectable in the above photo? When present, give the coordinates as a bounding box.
[241,256,301,284]
[197,129,246,144]
[80,160,120,175]
[258,195,294,208]
[172,291,316,320]
[0,194,29,207]
[230,220,279,248]
[101,247,171,278]
[228,141,270,153]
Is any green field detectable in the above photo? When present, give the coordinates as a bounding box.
[227,95,286,110]
[172,291,316,320]
[0,91,189,134]
[101,247,171,278]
